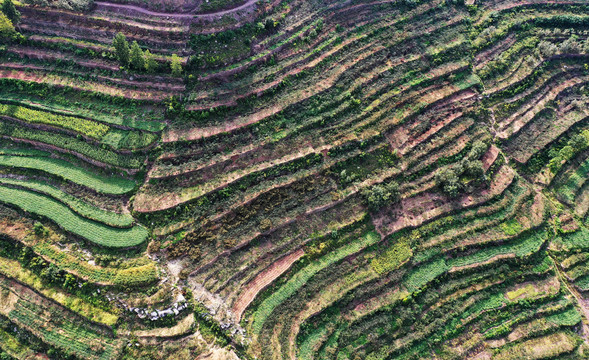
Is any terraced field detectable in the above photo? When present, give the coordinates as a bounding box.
[1,0,589,359]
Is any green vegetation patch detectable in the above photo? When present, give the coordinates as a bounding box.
[0,154,135,194]
[0,122,144,169]
[0,185,147,247]
[113,265,159,288]
[0,103,109,140]
[371,237,412,275]
[0,178,134,227]
[547,307,582,326]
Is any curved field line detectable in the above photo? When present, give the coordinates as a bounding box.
[0,185,148,248]
[232,248,304,321]
[0,154,136,195]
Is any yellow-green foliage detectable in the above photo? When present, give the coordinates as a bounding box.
[0,256,118,326]
[0,103,109,139]
[113,264,158,287]
[0,327,33,358]
[371,237,412,274]
[34,242,159,286]
[500,219,523,236]
[0,12,15,41]
[506,284,536,301]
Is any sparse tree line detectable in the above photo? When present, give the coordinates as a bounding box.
[112,32,183,76]
[21,0,93,11]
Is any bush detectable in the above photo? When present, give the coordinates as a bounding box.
[171,54,183,76]
[435,141,489,196]
[435,168,460,197]
[144,50,158,73]
[33,222,49,238]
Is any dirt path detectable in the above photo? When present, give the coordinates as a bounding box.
[231,249,304,321]
[94,0,259,19]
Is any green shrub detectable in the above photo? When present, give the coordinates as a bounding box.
[171,54,183,76]
[0,12,15,42]
[21,0,93,11]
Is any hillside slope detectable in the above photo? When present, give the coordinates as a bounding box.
[0,0,589,359]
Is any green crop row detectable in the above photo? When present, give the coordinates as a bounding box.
[0,92,165,132]
[0,153,135,194]
[9,301,120,360]
[449,229,547,269]
[0,122,144,169]
[0,103,109,140]
[401,228,548,294]
[0,178,134,227]
[547,306,583,326]
[404,257,450,293]
[0,185,147,247]
[0,148,49,156]
[556,156,589,203]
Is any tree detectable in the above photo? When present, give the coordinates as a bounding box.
[0,12,15,42]
[467,140,488,160]
[2,0,19,24]
[435,167,460,197]
[129,41,145,70]
[362,181,400,210]
[170,53,183,76]
[113,32,130,66]
[144,49,158,73]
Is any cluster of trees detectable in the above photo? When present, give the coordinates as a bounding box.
[113,32,182,75]
[536,34,589,58]
[435,140,488,197]
[362,181,400,210]
[18,246,79,291]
